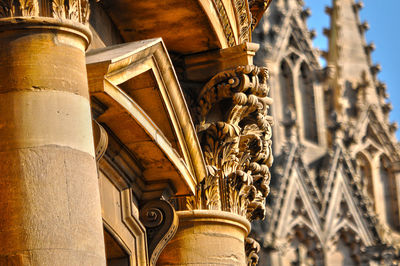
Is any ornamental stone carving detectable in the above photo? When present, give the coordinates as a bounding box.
[139,200,179,266]
[187,65,273,222]
[0,0,90,23]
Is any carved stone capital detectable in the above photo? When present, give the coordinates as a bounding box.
[0,0,90,24]
[187,65,273,222]
[139,199,179,266]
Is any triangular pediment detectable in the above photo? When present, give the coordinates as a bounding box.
[323,147,380,246]
[269,145,323,240]
[351,108,400,160]
[86,39,207,196]
[270,14,320,68]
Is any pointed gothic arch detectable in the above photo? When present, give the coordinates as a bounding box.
[356,152,374,200]
[279,58,295,118]
[284,223,324,266]
[327,227,364,266]
[298,61,318,143]
[379,154,400,229]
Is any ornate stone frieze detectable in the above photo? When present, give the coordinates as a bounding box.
[213,0,235,47]
[212,0,272,46]
[139,200,179,266]
[234,0,251,43]
[0,0,90,23]
[187,65,273,222]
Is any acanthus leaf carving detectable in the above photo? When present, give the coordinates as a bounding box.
[67,0,79,21]
[0,0,39,17]
[0,0,89,23]
[187,65,273,222]
[19,0,38,16]
[52,0,65,19]
[0,0,15,17]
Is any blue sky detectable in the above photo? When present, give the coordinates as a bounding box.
[305,0,400,139]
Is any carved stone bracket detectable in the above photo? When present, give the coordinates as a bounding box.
[139,200,179,266]
[0,0,90,23]
[187,65,273,222]
[246,237,261,266]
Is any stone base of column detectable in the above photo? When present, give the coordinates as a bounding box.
[157,210,250,265]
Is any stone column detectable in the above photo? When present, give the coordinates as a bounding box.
[159,44,274,265]
[0,1,106,265]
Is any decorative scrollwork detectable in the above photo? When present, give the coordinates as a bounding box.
[92,120,108,162]
[245,237,261,266]
[234,0,251,43]
[139,200,179,266]
[187,65,273,222]
[212,0,235,47]
[0,0,90,23]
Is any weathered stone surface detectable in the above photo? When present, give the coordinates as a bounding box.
[0,147,105,265]
[158,210,250,265]
[0,17,106,265]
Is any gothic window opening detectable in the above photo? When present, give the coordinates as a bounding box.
[279,59,295,117]
[356,153,374,200]
[327,229,363,266]
[379,155,400,230]
[298,62,318,143]
[285,225,324,266]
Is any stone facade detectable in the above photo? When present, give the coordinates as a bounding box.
[252,0,400,265]
[0,0,274,265]
[1,0,398,265]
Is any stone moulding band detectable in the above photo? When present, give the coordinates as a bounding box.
[0,17,92,47]
[177,210,251,234]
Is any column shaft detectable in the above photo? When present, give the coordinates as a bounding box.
[0,19,106,265]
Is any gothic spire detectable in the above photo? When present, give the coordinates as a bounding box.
[323,0,391,132]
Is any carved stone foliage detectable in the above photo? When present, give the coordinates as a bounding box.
[139,200,179,266]
[187,65,273,222]
[0,0,90,23]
